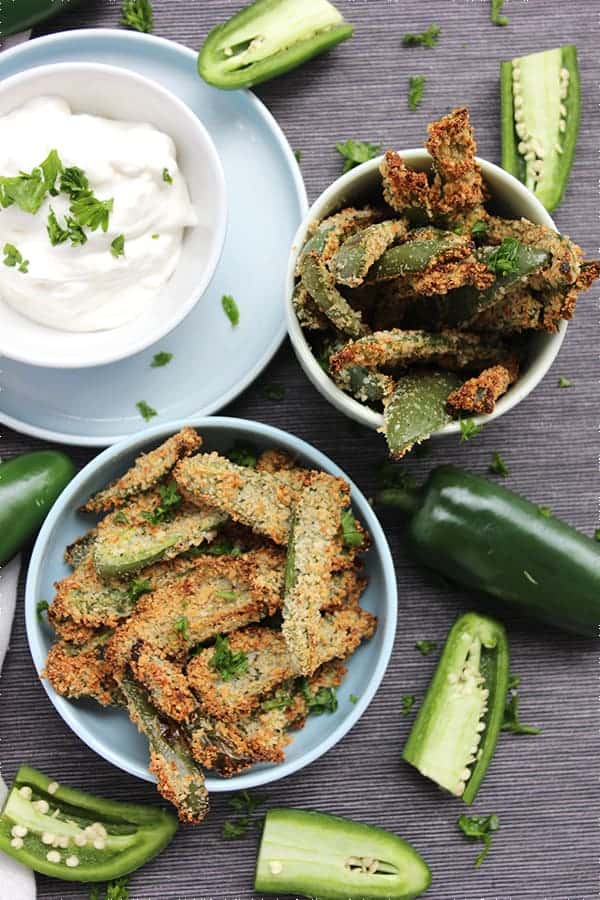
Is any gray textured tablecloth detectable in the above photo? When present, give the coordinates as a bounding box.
[1,2,598,897]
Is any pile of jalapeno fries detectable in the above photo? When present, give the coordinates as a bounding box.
[42,428,375,824]
[294,107,600,457]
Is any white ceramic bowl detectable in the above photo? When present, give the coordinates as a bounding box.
[286,150,564,434]
[0,63,227,368]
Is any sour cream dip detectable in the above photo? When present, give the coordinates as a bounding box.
[0,96,198,332]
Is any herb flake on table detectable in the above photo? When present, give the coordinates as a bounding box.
[502,673,541,735]
[415,639,437,656]
[408,75,426,110]
[558,376,572,388]
[459,418,483,442]
[223,790,267,839]
[263,383,285,401]
[538,505,553,518]
[294,148,302,163]
[121,0,154,33]
[221,293,240,326]
[490,0,509,26]
[401,694,416,715]
[90,877,130,900]
[336,139,383,173]
[489,451,509,477]
[402,24,440,48]
[36,600,49,621]
[3,243,28,273]
[151,351,173,367]
[457,813,500,866]
[136,400,157,421]
[210,635,249,681]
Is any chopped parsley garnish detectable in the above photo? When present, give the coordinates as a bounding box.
[335,139,382,173]
[471,219,489,237]
[538,505,553,518]
[187,538,243,558]
[263,383,285,401]
[142,480,182,524]
[0,149,62,214]
[227,443,258,468]
[221,293,240,326]
[113,510,129,524]
[457,813,500,867]
[151,233,160,239]
[408,75,426,111]
[502,673,541,735]
[111,234,125,258]
[36,600,50,621]
[402,24,440,48]
[209,635,249,682]
[136,400,157,421]
[60,166,89,198]
[150,351,173,368]
[558,376,572,388]
[47,208,88,247]
[121,0,154,33]
[90,876,130,900]
[162,167,173,184]
[215,589,238,601]
[490,0,509,26]
[349,693,359,704]
[223,791,267,839]
[261,688,294,712]
[70,192,114,233]
[340,509,364,548]
[174,616,191,641]
[486,236,521,275]
[401,694,416,716]
[301,681,338,715]
[489,451,509,477]
[3,243,29,273]
[459,418,483,442]
[415,639,437,656]
[293,148,302,163]
[127,578,152,604]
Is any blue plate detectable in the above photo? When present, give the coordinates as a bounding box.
[26,418,397,791]
[0,31,307,446]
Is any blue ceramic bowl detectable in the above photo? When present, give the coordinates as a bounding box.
[26,418,397,791]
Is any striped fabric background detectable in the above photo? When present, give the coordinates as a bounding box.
[0,1,598,897]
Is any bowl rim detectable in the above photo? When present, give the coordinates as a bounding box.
[0,61,228,369]
[286,149,565,433]
[25,416,398,792]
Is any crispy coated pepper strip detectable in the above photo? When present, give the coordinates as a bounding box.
[282,473,349,674]
[301,252,369,338]
[331,219,409,287]
[330,329,508,381]
[83,428,202,513]
[446,358,519,416]
[426,107,487,215]
[43,631,118,707]
[64,529,97,568]
[382,369,463,460]
[130,651,198,724]
[175,451,300,545]
[292,283,328,330]
[187,604,376,721]
[380,150,434,218]
[484,216,582,289]
[121,676,209,824]
[296,206,384,274]
[367,230,471,282]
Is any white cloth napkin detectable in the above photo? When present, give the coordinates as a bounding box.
[0,555,36,896]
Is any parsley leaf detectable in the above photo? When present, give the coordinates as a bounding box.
[408,75,426,111]
[558,376,572,388]
[142,480,182,524]
[502,673,541,735]
[349,693,359,704]
[538,505,553,518]
[263,383,285,401]
[70,192,114,233]
[210,635,249,682]
[36,600,50,621]
[261,688,294,712]
[221,293,240,326]
[47,208,88,247]
[227,443,258,468]
[294,148,302,163]
[460,418,483,442]
[151,351,173,367]
[489,451,509,477]
[162,167,173,184]
[223,819,249,839]
[3,243,29,273]
[415,639,437,656]
[121,0,154,33]
[402,24,441,48]
[0,149,62,214]
[340,509,364,548]
[113,510,129,524]
[215,589,237,601]
[301,681,338,715]
[174,616,191,641]
[60,166,89,198]
[471,220,488,237]
[111,234,125,258]
[485,237,521,276]
[186,538,243,558]
[90,877,130,900]
[335,139,382,174]
[136,400,157,421]
[490,0,509,26]
[223,791,267,839]
[457,813,500,866]
[127,578,151,604]
[401,694,416,715]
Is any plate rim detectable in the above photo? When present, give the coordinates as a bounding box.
[25,415,398,792]
[0,29,308,447]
